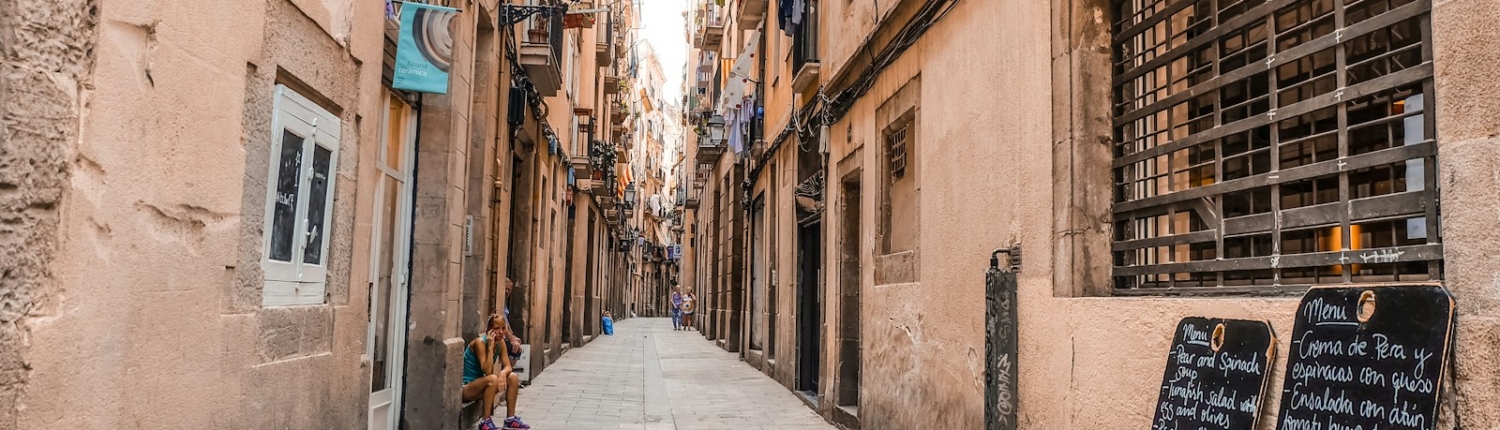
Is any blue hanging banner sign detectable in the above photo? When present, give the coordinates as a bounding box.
[393,2,458,94]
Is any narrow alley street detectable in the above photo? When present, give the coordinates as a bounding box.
[515,319,834,430]
[11,0,1500,428]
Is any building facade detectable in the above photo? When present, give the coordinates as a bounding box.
[684,0,1500,429]
[1,0,659,429]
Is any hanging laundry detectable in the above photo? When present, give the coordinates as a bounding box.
[728,108,747,155]
[718,31,760,112]
[791,0,806,32]
[779,0,796,37]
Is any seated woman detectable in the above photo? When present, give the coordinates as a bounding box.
[463,315,530,430]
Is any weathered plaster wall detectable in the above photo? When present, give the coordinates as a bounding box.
[404,2,483,427]
[0,0,96,426]
[734,0,1500,429]
[1431,0,1500,427]
[818,0,902,86]
[9,0,385,427]
[845,0,1500,428]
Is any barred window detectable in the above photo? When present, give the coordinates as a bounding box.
[1110,0,1440,293]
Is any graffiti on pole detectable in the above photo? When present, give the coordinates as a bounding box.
[985,246,1020,430]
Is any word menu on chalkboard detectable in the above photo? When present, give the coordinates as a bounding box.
[1276,283,1454,430]
[1152,318,1275,430]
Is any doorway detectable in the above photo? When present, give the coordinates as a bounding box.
[584,212,597,337]
[796,219,822,400]
[749,196,765,351]
[505,155,526,339]
[368,93,417,430]
[836,178,861,411]
[562,206,575,345]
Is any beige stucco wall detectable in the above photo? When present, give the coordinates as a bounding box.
[0,0,95,426]
[10,0,387,427]
[823,0,1500,428]
[698,0,1500,429]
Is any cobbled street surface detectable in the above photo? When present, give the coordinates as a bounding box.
[513,318,836,430]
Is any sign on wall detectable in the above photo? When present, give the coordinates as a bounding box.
[1151,318,1275,430]
[1275,284,1454,430]
[393,2,458,94]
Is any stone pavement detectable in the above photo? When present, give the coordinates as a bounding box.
[512,318,836,430]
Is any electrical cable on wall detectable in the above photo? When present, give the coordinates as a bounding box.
[743,0,961,193]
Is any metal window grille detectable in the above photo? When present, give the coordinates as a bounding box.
[1110,0,1440,294]
[889,125,909,180]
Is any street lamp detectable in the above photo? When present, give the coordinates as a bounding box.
[624,183,637,207]
[706,114,725,147]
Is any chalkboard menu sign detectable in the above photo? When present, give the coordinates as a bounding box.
[1152,318,1275,430]
[1276,284,1454,430]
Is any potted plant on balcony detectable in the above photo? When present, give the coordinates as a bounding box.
[528,17,549,43]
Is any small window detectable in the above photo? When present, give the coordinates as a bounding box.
[262,85,341,306]
[888,125,909,180]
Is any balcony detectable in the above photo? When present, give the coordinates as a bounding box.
[791,0,819,93]
[563,2,596,28]
[690,7,704,48]
[570,154,593,178]
[520,13,565,96]
[590,174,610,195]
[697,138,725,164]
[792,61,821,93]
[596,10,614,66]
[697,50,717,73]
[600,192,616,208]
[603,75,620,95]
[739,0,768,31]
[699,4,725,51]
[611,102,628,124]
[595,41,612,67]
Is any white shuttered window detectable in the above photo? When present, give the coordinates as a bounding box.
[263,85,341,306]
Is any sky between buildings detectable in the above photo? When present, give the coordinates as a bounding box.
[637,0,687,102]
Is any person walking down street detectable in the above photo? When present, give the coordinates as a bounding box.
[680,289,696,330]
[670,287,684,330]
[462,315,530,430]
[602,311,615,335]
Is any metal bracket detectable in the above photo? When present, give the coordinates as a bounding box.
[990,245,1021,273]
[499,4,565,27]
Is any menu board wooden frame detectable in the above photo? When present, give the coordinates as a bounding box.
[1152,317,1276,430]
[1275,283,1455,430]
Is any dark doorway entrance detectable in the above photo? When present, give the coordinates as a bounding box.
[505,155,527,339]
[796,219,822,400]
[584,212,597,337]
[749,196,765,351]
[837,178,861,411]
[562,206,575,345]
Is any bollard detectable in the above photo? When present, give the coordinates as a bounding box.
[985,246,1020,430]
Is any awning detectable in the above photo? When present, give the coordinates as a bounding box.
[717,30,761,112]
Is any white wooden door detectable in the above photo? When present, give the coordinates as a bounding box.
[368,94,416,430]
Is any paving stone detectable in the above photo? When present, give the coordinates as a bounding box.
[510,318,835,429]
